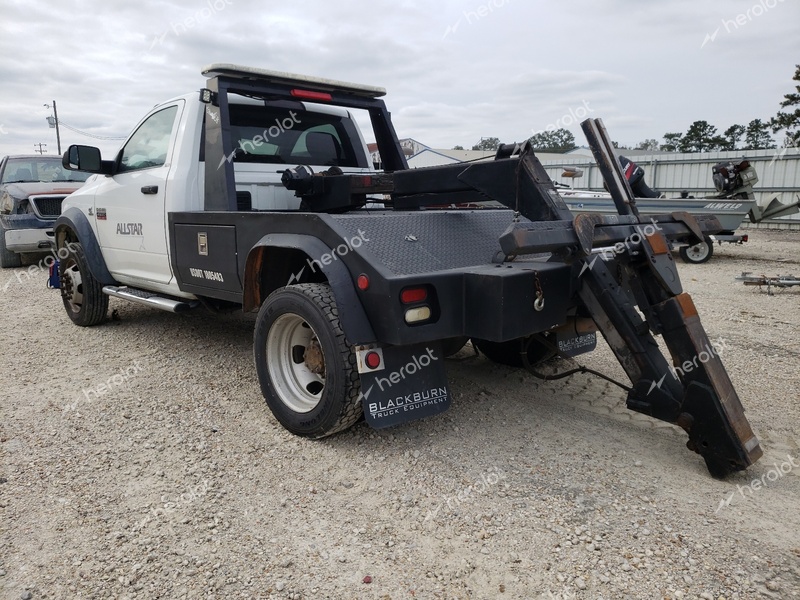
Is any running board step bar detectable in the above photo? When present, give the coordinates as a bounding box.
[102,286,198,313]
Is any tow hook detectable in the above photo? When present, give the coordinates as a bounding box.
[534,271,545,311]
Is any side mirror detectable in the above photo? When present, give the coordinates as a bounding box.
[62,145,112,175]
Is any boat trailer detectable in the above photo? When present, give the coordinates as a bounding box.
[736,272,800,294]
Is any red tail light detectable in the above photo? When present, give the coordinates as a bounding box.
[365,351,382,370]
[291,89,333,101]
[400,287,428,304]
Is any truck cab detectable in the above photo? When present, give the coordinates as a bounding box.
[60,89,374,296]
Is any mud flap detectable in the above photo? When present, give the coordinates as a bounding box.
[357,342,451,429]
[554,324,597,357]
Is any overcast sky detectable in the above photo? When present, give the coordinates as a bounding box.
[0,0,797,158]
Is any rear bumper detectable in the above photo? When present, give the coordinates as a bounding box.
[1,214,55,253]
[359,260,576,346]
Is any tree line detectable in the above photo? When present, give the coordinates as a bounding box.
[460,64,800,154]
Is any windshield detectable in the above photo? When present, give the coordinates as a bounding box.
[1,158,92,184]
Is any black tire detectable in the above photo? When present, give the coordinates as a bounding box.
[254,283,362,438]
[0,223,22,268]
[473,334,556,368]
[60,241,108,326]
[441,336,469,357]
[679,236,714,264]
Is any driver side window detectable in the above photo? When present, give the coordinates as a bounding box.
[118,106,179,173]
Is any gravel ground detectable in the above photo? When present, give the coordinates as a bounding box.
[1,229,799,600]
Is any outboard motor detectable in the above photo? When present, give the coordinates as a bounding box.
[712,160,757,195]
[618,155,661,198]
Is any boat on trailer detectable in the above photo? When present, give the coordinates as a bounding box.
[557,156,798,263]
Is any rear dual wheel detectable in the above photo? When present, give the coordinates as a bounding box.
[254,283,362,438]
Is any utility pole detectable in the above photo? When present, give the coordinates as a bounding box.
[44,101,61,155]
[34,143,47,155]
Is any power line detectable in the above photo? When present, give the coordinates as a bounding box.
[58,120,127,141]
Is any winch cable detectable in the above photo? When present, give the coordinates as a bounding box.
[519,334,633,393]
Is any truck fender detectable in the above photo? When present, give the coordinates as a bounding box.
[244,234,376,345]
[54,207,116,286]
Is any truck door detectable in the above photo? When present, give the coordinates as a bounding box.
[93,101,183,286]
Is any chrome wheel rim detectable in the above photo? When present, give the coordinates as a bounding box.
[266,313,326,413]
[62,260,84,313]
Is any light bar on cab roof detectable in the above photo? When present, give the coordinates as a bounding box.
[201,63,386,98]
